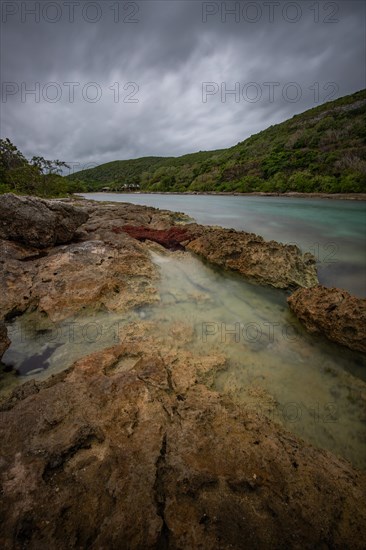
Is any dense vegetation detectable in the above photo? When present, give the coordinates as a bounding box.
[66,150,225,192]
[0,139,85,197]
[67,89,366,194]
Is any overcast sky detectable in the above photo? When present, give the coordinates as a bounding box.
[1,0,365,174]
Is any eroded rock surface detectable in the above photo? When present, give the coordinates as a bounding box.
[288,285,366,352]
[116,224,197,250]
[186,226,318,290]
[0,325,365,549]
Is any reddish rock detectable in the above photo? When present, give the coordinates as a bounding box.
[114,225,196,250]
[288,285,366,352]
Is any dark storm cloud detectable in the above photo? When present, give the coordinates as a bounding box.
[1,0,365,170]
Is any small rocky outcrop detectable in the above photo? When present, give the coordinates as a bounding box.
[288,285,366,352]
[186,226,318,290]
[0,321,10,360]
[0,194,89,248]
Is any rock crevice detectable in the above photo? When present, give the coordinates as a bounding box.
[153,433,171,549]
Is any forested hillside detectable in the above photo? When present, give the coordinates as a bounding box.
[67,89,366,194]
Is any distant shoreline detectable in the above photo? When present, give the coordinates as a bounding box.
[84,191,366,201]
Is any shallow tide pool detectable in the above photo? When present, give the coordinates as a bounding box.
[2,251,366,469]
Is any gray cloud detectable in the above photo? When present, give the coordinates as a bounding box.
[1,0,365,171]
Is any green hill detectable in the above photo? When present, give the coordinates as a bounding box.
[67,150,225,191]
[67,89,366,193]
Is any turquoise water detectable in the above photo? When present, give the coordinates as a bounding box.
[81,193,366,297]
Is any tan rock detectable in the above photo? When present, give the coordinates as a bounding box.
[186,226,318,290]
[288,285,366,352]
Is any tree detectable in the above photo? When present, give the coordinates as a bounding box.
[30,157,70,196]
[0,138,73,197]
[31,156,69,175]
[0,138,27,176]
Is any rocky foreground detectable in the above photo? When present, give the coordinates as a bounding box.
[0,194,366,548]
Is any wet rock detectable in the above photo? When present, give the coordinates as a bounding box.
[33,239,160,322]
[186,226,318,290]
[0,321,10,360]
[0,331,365,548]
[288,285,366,352]
[112,221,318,290]
[0,194,89,248]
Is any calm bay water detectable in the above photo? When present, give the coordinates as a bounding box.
[81,193,366,297]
